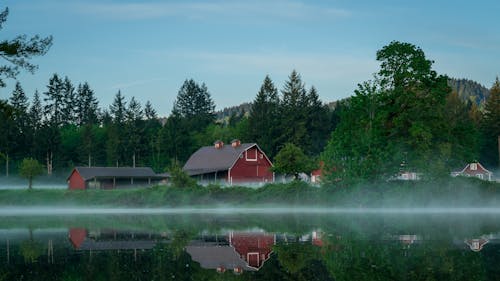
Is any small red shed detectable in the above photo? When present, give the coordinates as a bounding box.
[67,167,165,190]
[183,140,274,184]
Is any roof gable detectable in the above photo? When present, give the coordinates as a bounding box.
[183,143,261,175]
[460,162,492,175]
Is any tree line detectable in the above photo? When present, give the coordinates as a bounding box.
[0,70,337,177]
[1,5,498,184]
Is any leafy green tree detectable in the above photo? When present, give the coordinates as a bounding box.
[0,7,52,87]
[247,75,281,158]
[19,157,44,189]
[480,77,500,167]
[323,41,453,183]
[168,161,196,188]
[273,143,314,180]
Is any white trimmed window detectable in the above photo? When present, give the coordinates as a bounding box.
[246,149,257,161]
[470,163,477,170]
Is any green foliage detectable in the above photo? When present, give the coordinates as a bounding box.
[273,143,314,179]
[0,7,53,88]
[168,162,197,188]
[173,79,215,131]
[322,41,477,183]
[247,75,281,158]
[480,77,500,168]
[18,157,44,189]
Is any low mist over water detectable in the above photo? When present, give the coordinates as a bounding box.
[2,207,500,216]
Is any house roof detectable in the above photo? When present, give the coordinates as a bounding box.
[70,167,163,181]
[457,162,492,175]
[183,143,259,175]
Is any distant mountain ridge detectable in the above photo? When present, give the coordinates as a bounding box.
[215,102,252,120]
[448,78,489,105]
[215,78,490,120]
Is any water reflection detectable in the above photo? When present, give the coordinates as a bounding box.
[0,213,499,280]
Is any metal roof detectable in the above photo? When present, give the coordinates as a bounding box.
[182,143,257,175]
[70,167,163,181]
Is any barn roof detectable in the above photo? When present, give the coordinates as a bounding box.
[70,167,163,181]
[185,245,256,271]
[183,143,258,175]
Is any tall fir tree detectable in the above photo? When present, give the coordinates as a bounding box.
[125,97,144,167]
[43,73,65,127]
[247,75,281,158]
[304,86,331,156]
[106,90,127,166]
[61,76,75,125]
[75,82,99,126]
[279,70,309,151]
[173,79,215,132]
[8,82,31,161]
[480,77,500,167]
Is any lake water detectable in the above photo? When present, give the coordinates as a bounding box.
[0,209,499,280]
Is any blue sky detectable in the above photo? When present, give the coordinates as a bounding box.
[1,0,499,116]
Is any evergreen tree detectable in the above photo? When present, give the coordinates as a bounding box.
[29,90,44,160]
[279,70,309,151]
[61,76,75,125]
[43,73,65,127]
[106,91,127,166]
[144,100,157,120]
[304,86,331,156]
[173,79,215,131]
[480,77,500,167]
[125,97,144,167]
[443,91,479,168]
[144,100,162,170]
[29,90,43,130]
[0,100,15,176]
[75,82,99,126]
[247,75,281,158]
[8,82,31,161]
[109,90,126,125]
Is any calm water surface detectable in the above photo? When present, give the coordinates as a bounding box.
[0,210,499,280]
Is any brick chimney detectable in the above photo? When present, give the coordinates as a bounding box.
[231,139,241,148]
[214,140,224,149]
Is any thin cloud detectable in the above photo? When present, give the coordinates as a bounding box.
[71,1,351,22]
[167,50,377,81]
[110,78,171,90]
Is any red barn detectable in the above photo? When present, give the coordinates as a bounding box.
[229,232,275,269]
[183,140,274,184]
[67,167,165,190]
